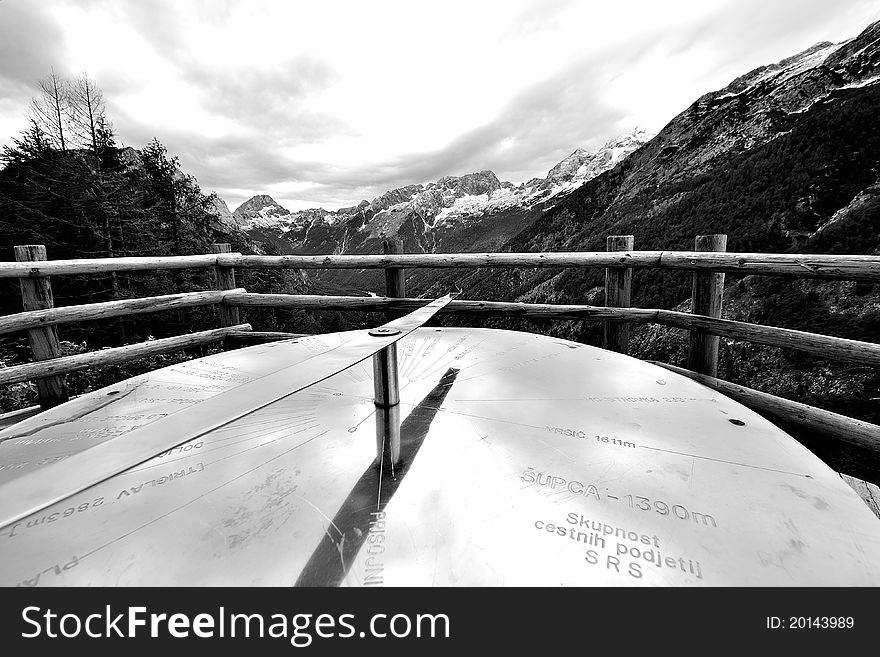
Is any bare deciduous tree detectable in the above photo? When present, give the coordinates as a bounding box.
[29,68,70,152]
[69,71,108,155]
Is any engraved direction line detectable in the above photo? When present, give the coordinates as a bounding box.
[95,414,327,478]
[190,425,327,473]
[425,407,546,432]
[340,395,551,436]
[139,422,327,478]
[405,334,444,380]
[129,420,324,473]
[347,408,378,434]
[400,334,434,381]
[414,335,492,383]
[403,336,467,384]
[446,346,539,385]
[78,429,331,567]
[451,397,589,402]
[444,340,531,375]
[120,413,323,468]
[209,414,319,437]
[638,444,810,477]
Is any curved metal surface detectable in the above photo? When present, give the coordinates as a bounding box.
[0,295,452,530]
[1,327,879,586]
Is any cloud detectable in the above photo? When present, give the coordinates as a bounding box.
[2,0,879,214]
[383,62,622,184]
[189,59,349,142]
[501,0,577,40]
[632,0,880,94]
[0,2,68,97]
[113,0,192,63]
[206,54,625,211]
[114,0,345,140]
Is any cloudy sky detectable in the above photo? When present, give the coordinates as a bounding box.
[1,0,878,213]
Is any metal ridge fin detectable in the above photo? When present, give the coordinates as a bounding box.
[0,294,454,531]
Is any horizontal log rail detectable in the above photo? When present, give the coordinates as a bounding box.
[0,253,228,279]
[225,252,661,271]
[0,324,251,387]
[653,309,880,367]
[653,363,880,453]
[0,288,245,336]
[2,250,880,281]
[224,292,660,322]
[657,252,880,281]
[220,252,880,281]
[224,293,880,367]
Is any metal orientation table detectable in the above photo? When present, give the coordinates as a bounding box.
[1,320,879,586]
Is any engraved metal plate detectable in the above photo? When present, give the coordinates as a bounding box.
[1,327,879,586]
[0,295,452,529]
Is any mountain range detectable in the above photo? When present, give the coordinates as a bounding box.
[226,127,653,257]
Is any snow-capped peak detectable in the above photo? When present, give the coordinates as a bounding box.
[232,194,291,224]
[535,128,654,199]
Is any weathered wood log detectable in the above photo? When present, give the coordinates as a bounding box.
[687,234,727,376]
[382,238,406,299]
[218,251,880,281]
[211,244,241,328]
[3,250,879,281]
[0,253,227,278]
[383,238,406,321]
[655,309,880,367]
[221,252,660,271]
[223,292,660,323]
[223,331,309,349]
[604,235,634,353]
[657,252,880,281]
[652,362,880,453]
[0,324,252,387]
[0,289,245,336]
[14,245,68,409]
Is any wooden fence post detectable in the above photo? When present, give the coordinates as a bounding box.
[14,245,68,409]
[604,235,634,353]
[383,238,406,320]
[211,243,240,329]
[687,234,728,376]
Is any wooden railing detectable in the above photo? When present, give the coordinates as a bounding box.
[2,237,879,454]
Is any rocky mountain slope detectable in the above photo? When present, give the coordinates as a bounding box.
[232,194,291,224]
